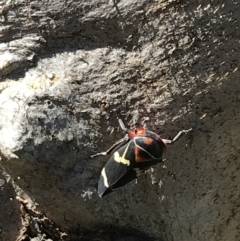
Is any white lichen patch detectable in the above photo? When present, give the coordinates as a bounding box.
[0,70,60,152]
[0,51,21,70]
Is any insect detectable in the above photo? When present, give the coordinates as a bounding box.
[91,111,192,197]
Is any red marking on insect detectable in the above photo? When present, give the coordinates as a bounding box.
[127,130,136,139]
[134,146,142,162]
[135,126,146,136]
[143,137,153,145]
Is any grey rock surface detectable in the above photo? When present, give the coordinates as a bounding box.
[1,0,240,240]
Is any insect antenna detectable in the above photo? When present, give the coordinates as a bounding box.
[113,109,128,132]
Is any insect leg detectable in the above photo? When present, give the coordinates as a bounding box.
[90,135,129,158]
[162,128,192,144]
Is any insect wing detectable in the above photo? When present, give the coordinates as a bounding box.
[130,136,163,176]
[98,140,136,197]
[133,136,163,161]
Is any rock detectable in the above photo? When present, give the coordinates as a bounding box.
[1,0,240,241]
[0,169,21,241]
[0,36,45,78]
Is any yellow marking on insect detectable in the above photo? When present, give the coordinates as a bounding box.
[114,143,131,166]
[101,168,109,187]
[114,152,130,166]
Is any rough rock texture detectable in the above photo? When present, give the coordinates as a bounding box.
[0,170,21,241]
[1,0,240,240]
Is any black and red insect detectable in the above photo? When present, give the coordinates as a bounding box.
[91,111,192,197]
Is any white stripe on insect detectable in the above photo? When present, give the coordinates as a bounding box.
[101,168,109,187]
